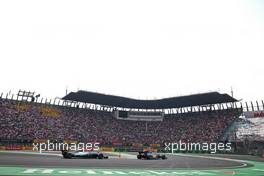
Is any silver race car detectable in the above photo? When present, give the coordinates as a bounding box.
[61,150,109,159]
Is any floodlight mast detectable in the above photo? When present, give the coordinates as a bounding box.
[17,90,36,102]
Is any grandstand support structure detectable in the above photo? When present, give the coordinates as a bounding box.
[0,90,263,114]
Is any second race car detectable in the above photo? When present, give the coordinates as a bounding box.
[137,151,167,160]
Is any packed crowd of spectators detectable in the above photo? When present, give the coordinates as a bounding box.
[0,99,240,146]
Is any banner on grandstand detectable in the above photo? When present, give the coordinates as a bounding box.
[100,147,113,152]
[39,107,61,118]
[5,146,22,150]
[132,143,143,147]
[23,146,33,150]
[244,111,264,118]
[150,144,160,148]
[16,104,31,111]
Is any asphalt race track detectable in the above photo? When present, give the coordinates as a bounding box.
[0,152,246,169]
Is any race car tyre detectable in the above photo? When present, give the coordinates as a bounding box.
[161,155,166,160]
[137,155,142,159]
[64,153,72,159]
[98,154,104,159]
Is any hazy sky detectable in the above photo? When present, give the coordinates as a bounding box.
[0,0,263,102]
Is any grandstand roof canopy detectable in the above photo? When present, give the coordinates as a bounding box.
[62,91,237,109]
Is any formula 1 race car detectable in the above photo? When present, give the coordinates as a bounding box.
[61,150,109,159]
[137,151,167,160]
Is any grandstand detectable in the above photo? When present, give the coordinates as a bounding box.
[218,104,264,156]
[0,90,263,155]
